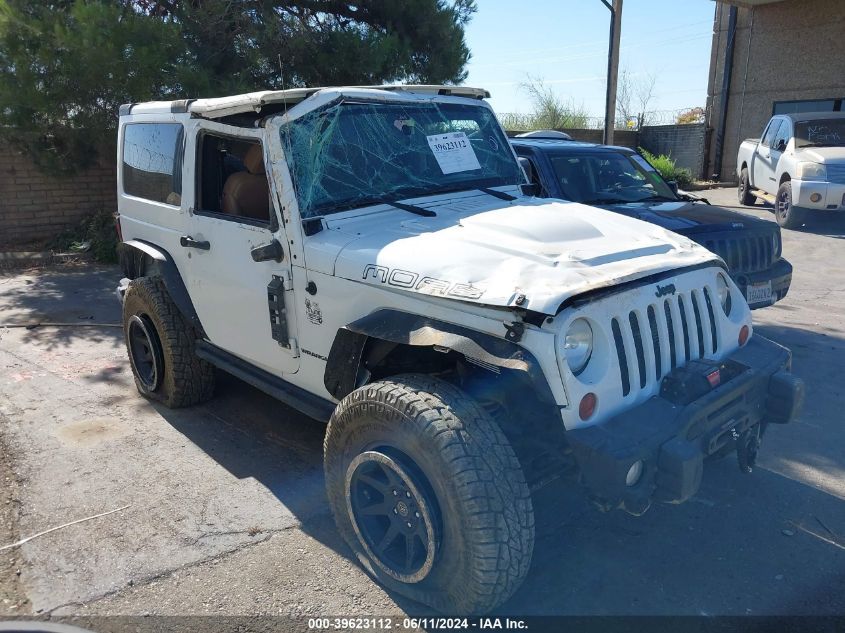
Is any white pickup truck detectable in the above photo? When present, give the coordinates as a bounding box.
[736,112,845,228]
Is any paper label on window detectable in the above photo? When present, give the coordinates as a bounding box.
[426,132,481,174]
[631,155,657,172]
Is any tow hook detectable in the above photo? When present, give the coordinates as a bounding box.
[737,423,762,473]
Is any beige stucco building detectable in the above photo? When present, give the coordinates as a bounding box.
[705,0,845,181]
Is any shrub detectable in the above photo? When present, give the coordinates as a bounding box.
[50,210,119,263]
[499,76,592,132]
[639,147,693,187]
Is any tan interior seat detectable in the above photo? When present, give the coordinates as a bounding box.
[221,144,270,220]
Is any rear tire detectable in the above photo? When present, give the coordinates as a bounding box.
[775,181,806,229]
[122,277,214,408]
[324,374,534,614]
[738,168,755,205]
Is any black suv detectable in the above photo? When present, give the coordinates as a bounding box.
[511,135,792,309]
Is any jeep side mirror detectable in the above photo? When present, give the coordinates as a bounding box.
[667,180,679,194]
[251,239,285,263]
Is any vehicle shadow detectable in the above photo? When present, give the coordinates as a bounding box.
[733,200,845,237]
[147,322,845,616]
[795,213,845,238]
[149,370,435,616]
[0,263,123,351]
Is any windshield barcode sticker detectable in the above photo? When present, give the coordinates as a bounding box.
[426,132,481,174]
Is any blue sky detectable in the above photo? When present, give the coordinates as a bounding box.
[463,0,716,119]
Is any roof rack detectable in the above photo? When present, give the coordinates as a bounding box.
[120,85,491,119]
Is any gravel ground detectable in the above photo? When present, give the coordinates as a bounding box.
[0,430,29,614]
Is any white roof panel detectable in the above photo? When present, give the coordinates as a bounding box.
[121,85,490,119]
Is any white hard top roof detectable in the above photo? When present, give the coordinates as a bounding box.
[120,85,490,119]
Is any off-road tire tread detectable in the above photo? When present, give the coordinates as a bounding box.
[775,181,805,229]
[123,277,214,408]
[324,373,534,614]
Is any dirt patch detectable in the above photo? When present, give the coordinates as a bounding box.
[56,418,130,447]
[0,432,29,614]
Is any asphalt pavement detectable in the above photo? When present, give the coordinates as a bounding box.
[0,188,843,621]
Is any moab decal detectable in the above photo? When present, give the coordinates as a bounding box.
[362,265,484,300]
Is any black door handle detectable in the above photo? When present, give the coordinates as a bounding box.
[250,239,285,263]
[180,235,210,250]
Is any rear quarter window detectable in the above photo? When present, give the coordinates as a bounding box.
[122,123,184,205]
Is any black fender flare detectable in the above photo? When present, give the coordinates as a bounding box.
[118,239,204,333]
[324,309,556,404]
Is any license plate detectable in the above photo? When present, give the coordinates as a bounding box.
[747,281,773,305]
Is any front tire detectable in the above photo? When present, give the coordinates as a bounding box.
[122,277,214,408]
[324,374,534,614]
[775,181,806,229]
[738,167,755,205]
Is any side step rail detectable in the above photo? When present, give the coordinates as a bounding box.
[751,188,776,205]
[195,340,336,422]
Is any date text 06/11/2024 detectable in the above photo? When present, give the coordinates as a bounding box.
[307,617,528,630]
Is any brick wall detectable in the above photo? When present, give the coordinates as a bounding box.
[0,147,117,248]
[639,123,707,179]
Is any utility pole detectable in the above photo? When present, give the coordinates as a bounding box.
[601,0,623,145]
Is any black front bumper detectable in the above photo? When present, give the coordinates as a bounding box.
[566,335,804,515]
[732,257,793,309]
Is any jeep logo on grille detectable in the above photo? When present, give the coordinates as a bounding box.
[655,283,676,297]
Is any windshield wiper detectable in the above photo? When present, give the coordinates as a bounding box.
[678,193,710,204]
[478,187,517,201]
[315,197,435,217]
[417,184,518,201]
[387,200,436,217]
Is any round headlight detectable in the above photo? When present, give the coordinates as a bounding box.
[564,318,593,375]
[716,273,731,316]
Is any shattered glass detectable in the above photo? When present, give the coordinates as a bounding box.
[279,99,524,218]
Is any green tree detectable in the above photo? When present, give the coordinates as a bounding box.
[0,0,476,174]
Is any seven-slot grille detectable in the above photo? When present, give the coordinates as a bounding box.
[703,233,778,274]
[610,287,720,397]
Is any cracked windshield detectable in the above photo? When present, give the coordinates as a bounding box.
[280,100,524,218]
[550,152,676,205]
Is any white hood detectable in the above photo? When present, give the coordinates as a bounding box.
[313,195,719,316]
[795,146,845,163]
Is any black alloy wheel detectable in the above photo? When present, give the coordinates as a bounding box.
[126,313,163,391]
[346,449,438,584]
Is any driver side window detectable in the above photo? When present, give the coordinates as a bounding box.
[772,121,790,152]
[196,133,271,225]
[761,120,782,148]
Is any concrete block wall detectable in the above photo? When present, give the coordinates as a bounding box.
[639,123,707,179]
[0,147,117,248]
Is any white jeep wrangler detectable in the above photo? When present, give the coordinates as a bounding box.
[116,85,803,614]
